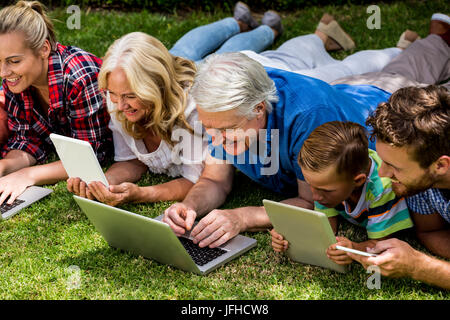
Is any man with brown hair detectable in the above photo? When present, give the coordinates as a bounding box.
[349,85,450,290]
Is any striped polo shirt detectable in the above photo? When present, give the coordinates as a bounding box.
[315,149,413,239]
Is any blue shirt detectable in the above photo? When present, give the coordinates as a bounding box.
[407,189,450,224]
[209,67,391,196]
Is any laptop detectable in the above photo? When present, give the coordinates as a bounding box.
[49,133,109,187]
[73,196,257,275]
[1,186,53,220]
[263,199,347,273]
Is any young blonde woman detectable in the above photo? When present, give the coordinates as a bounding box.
[0,1,113,205]
[67,32,209,206]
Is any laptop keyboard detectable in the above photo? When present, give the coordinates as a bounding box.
[178,237,227,266]
[0,199,25,214]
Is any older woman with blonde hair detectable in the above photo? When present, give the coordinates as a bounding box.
[67,32,208,206]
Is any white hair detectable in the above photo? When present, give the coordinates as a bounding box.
[190,52,278,118]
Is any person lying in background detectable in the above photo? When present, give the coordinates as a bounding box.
[241,13,418,83]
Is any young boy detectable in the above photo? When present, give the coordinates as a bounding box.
[0,87,8,145]
[270,121,414,265]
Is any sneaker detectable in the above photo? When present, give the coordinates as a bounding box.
[233,1,259,30]
[261,10,283,37]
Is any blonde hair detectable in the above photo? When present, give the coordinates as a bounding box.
[98,32,197,145]
[0,1,57,52]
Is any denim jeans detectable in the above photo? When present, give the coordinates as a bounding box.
[169,17,274,64]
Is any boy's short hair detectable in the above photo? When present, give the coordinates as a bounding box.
[298,121,369,179]
[366,85,450,169]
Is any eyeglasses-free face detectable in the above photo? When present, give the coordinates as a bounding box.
[0,32,50,95]
[106,67,148,123]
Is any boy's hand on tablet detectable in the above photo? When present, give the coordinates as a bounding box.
[327,236,354,265]
[270,228,289,252]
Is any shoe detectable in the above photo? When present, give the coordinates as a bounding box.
[233,1,259,30]
[316,13,355,51]
[261,10,283,37]
[396,30,421,49]
[429,13,450,46]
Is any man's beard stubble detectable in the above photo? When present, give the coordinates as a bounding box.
[392,169,439,198]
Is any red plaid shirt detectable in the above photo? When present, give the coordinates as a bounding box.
[1,43,112,163]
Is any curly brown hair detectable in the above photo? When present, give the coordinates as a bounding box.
[366,85,450,169]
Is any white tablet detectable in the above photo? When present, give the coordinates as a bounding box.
[263,199,347,273]
[50,133,109,187]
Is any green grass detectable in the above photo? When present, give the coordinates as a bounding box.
[1,0,450,299]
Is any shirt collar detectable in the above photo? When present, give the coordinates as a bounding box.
[47,44,65,113]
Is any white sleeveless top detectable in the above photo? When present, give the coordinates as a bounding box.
[107,93,208,183]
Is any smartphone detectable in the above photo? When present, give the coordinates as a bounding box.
[335,245,378,257]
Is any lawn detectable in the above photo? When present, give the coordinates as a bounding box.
[1,0,449,300]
